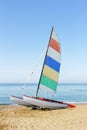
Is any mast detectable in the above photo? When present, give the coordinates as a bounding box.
[36,26,54,97]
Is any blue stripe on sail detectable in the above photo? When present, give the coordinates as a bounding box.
[45,56,60,72]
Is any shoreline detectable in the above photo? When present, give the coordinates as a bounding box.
[0,104,87,130]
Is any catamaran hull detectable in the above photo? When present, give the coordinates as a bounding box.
[10,95,31,106]
[23,95,68,109]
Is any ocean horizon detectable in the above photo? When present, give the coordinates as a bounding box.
[0,83,87,104]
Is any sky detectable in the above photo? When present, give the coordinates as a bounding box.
[0,0,87,83]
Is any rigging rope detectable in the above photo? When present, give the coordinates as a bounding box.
[22,50,45,90]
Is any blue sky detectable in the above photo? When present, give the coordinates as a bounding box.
[0,0,87,83]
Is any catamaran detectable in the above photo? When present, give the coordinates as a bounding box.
[10,27,75,109]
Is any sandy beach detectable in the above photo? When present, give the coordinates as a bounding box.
[0,104,87,130]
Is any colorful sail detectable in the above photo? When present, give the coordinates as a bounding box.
[36,27,61,96]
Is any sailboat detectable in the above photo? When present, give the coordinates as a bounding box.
[10,27,75,109]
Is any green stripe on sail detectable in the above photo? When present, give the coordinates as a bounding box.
[40,74,57,91]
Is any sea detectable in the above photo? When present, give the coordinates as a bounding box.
[0,83,87,104]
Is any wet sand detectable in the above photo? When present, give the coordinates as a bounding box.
[0,104,87,130]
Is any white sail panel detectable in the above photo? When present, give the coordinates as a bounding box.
[39,84,54,92]
[47,46,61,63]
[51,28,60,43]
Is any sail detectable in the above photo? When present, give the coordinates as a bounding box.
[36,27,61,96]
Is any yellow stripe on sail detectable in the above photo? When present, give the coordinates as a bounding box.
[43,65,58,82]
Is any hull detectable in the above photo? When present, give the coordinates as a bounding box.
[23,95,68,109]
[10,95,31,106]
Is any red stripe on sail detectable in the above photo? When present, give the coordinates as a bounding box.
[49,38,60,53]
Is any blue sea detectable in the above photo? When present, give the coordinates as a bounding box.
[0,83,87,104]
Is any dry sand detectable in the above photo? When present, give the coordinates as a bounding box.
[0,104,87,130]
